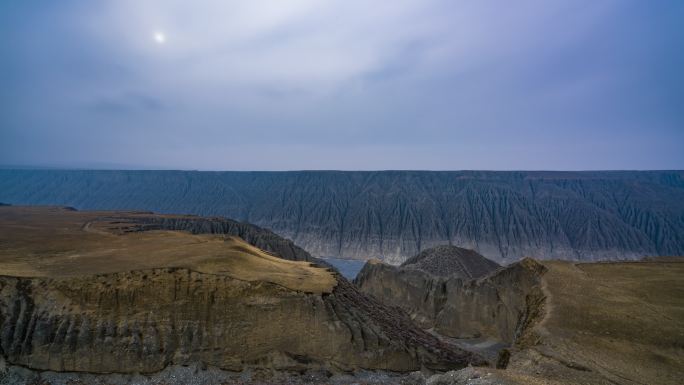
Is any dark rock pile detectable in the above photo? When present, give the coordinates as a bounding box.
[402,245,500,279]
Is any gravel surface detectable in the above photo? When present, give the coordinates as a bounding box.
[0,363,415,385]
[1,362,516,385]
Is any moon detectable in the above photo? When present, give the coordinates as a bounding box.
[153,32,166,44]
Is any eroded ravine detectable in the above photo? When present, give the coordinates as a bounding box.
[0,206,486,376]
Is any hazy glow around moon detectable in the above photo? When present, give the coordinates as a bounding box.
[154,32,166,43]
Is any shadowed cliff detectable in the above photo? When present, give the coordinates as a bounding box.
[1,169,683,263]
[355,252,684,385]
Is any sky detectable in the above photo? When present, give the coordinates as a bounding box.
[1,0,683,170]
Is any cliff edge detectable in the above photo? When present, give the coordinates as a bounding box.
[0,206,485,375]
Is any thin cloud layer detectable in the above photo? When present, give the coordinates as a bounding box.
[1,0,682,170]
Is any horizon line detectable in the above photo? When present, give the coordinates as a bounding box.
[1,165,683,173]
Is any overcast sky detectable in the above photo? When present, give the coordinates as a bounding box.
[1,0,682,170]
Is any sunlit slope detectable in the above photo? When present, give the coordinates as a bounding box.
[0,206,335,293]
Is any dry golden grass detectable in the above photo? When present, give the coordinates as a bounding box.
[504,260,684,385]
[0,206,336,293]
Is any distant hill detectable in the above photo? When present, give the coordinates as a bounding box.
[1,169,683,264]
[402,245,500,279]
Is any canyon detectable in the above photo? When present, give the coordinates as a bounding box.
[0,206,483,380]
[1,206,682,384]
[2,170,683,264]
[356,249,684,385]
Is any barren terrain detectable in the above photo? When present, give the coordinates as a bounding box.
[3,170,683,263]
[358,253,684,384]
[0,206,482,380]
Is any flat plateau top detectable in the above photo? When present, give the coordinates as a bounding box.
[0,206,336,294]
[506,259,684,385]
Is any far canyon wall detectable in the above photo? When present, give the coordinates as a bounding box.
[1,170,683,264]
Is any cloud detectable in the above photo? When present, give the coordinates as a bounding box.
[75,0,445,93]
[1,0,682,169]
[88,92,165,113]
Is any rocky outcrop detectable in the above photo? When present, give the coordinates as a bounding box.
[0,206,485,375]
[0,269,484,374]
[1,170,683,263]
[401,245,500,279]
[356,258,547,345]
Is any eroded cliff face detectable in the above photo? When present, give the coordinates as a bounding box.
[2,170,683,264]
[0,269,484,374]
[354,257,684,385]
[0,206,485,374]
[355,258,547,345]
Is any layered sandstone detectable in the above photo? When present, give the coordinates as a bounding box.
[0,206,485,374]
